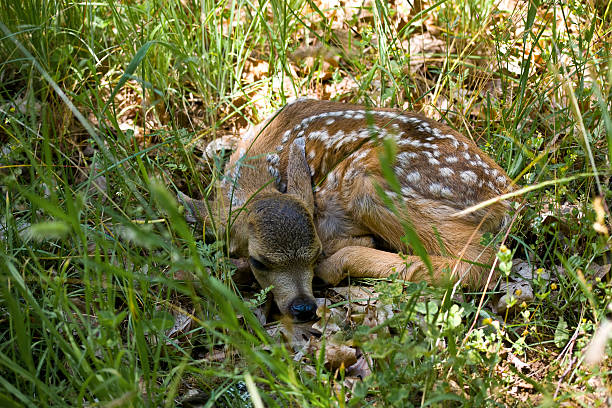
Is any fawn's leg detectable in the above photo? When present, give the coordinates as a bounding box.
[315,246,466,286]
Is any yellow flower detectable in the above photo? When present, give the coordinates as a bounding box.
[522,329,529,337]
[550,283,558,290]
[499,245,508,253]
[483,318,492,325]
[520,302,527,308]
[514,288,522,296]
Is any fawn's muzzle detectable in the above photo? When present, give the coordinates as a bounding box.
[288,295,318,322]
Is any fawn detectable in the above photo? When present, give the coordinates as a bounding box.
[180,98,512,322]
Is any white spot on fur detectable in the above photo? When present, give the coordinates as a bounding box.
[231,195,244,208]
[439,167,454,177]
[326,118,335,125]
[496,176,507,185]
[281,130,291,144]
[460,170,478,184]
[428,157,440,165]
[266,153,280,166]
[268,165,280,183]
[429,183,443,195]
[345,166,359,182]
[406,171,421,183]
[308,129,330,142]
[463,152,471,160]
[326,171,339,188]
[398,138,423,148]
[445,156,458,163]
[397,151,414,163]
[287,96,312,106]
[441,187,454,198]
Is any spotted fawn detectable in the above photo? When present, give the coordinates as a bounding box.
[180,98,512,321]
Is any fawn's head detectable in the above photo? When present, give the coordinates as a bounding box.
[245,192,321,321]
[180,137,321,321]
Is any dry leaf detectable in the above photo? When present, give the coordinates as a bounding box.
[494,280,534,312]
[323,343,358,370]
[346,354,373,379]
[508,352,530,372]
[204,135,238,161]
[312,300,345,335]
[166,309,193,338]
[406,32,446,72]
[266,322,321,352]
[332,286,378,304]
[512,259,552,281]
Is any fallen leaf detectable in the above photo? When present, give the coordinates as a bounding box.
[166,309,193,339]
[494,280,534,312]
[512,259,552,281]
[204,135,238,161]
[508,352,530,372]
[322,343,358,370]
[346,354,373,379]
[332,286,378,304]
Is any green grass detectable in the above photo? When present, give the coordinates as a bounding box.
[1,0,611,406]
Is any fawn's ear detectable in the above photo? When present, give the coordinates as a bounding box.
[286,137,314,213]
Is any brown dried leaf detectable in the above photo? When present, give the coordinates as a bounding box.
[312,301,345,335]
[204,135,239,161]
[346,354,372,379]
[508,352,530,373]
[166,310,193,339]
[406,32,446,72]
[589,263,611,280]
[266,322,321,352]
[204,349,226,363]
[324,343,358,370]
[332,286,378,304]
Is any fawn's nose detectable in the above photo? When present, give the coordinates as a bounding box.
[288,296,318,322]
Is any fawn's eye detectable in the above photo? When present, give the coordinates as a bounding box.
[248,256,268,271]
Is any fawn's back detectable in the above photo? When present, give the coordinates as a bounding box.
[199,98,513,320]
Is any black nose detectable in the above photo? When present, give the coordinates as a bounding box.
[288,297,317,322]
